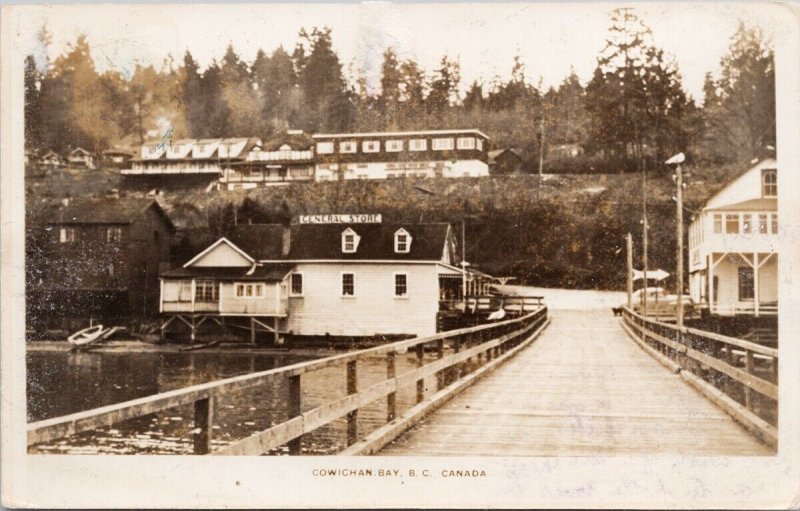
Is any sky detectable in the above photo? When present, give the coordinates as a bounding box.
[14,2,786,101]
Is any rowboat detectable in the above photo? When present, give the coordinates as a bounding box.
[67,324,105,347]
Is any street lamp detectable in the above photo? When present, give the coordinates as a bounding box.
[666,152,686,328]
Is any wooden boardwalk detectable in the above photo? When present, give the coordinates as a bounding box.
[380,309,771,456]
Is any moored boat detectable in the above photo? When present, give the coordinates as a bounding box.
[67,324,105,347]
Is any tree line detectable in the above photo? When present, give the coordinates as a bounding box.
[24,9,774,169]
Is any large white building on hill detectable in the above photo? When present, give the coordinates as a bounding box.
[688,157,778,317]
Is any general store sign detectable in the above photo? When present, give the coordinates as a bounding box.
[298,214,382,224]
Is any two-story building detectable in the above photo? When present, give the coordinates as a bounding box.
[312,129,490,181]
[688,157,778,318]
[67,147,96,169]
[122,137,261,179]
[219,142,315,190]
[28,196,176,332]
[159,216,469,342]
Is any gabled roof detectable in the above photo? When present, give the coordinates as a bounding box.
[183,237,254,268]
[45,197,174,228]
[69,147,92,156]
[488,148,522,163]
[161,263,294,281]
[286,223,451,261]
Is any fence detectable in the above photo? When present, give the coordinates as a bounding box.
[621,307,777,449]
[28,306,549,455]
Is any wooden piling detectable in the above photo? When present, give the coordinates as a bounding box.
[346,360,358,446]
[287,375,301,454]
[193,396,213,455]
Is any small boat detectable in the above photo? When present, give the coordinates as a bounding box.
[67,324,105,347]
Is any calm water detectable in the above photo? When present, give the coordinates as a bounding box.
[27,348,442,455]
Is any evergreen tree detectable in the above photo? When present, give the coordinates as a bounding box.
[24,55,42,150]
[296,27,352,131]
[379,47,402,129]
[181,51,205,138]
[703,23,775,162]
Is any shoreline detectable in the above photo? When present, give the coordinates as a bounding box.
[26,340,342,357]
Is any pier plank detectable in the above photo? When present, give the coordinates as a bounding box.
[380,310,771,456]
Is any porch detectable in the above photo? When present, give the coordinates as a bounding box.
[707,251,777,317]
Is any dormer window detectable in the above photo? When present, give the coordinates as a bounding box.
[341,228,360,253]
[394,228,412,253]
[762,169,777,197]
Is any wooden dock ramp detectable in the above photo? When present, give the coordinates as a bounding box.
[379,309,771,456]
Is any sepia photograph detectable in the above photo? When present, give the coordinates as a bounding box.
[2,1,799,508]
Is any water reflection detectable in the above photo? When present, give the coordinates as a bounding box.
[27,349,442,455]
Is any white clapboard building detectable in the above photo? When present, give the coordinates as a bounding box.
[123,137,262,177]
[688,157,778,317]
[159,215,469,341]
[312,129,490,181]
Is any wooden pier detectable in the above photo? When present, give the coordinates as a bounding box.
[27,305,777,456]
[378,309,773,456]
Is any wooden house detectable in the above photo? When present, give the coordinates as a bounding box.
[123,137,261,179]
[67,147,96,169]
[312,129,490,181]
[488,148,524,174]
[39,150,63,167]
[102,148,134,167]
[28,197,175,331]
[219,142,315,190]
[688,157,778,317]
[160,218,468,341]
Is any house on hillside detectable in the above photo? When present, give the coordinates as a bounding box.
[28,196,175,331]
[688,157,778,318]
[488,148,524,174]
[312,129,490,180]
[67,147,96,169]
[102,147,135,167]
[159,217,476,342]
[219,142,315,190]
[39,150,64,167]
[122,137,262,182]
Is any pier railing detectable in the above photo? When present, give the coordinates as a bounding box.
[621,307,778,448]
[28,306,549,455]
[438,295,544,314]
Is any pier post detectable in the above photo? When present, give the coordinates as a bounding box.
[287,375,301,454]
[436,339,445,391]
[193,396,214,455]
[346,360,358,446]
[386,352,396,422]
[416,344,425,403]
[744,350,754,411]
[249,317,256,344]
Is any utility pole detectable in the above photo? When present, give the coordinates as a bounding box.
[461,218,467,306]
[626,233,633,308]
[666,152,687,328]
[641,155,648,317]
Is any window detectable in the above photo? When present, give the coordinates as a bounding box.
[386,140,403,152]
[725,213,739,234]
[341,273,355,297]
[340,141,357,154]
[290,273,303,296]
[738,267,754,300]
[394,273,408,297]
[195,280,219,302]
[394,228,412,253]
[762,169,777,197]
[362,140,380,153]
[457,137,476,149]
[713,214,722,234]
[341,228,360,253]
[771,213,778,234]
[409,139,427,151]
[432,138,455,150]
[106,227,122,243]
[235,283,264,298]
[59,227,76,243]
[758,214,768,233]
[316,142,334,154]
[742,214,752,234]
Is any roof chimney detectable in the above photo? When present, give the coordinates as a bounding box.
[282,226,292,257]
